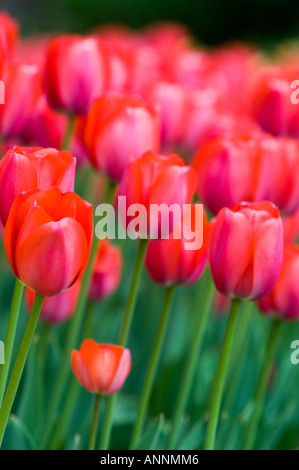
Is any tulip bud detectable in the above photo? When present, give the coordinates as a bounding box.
[25,280,81,324]
[44,35,110,114]
[145,204,209,286]
[4,187,93,297]
[117,151,197,239]
[88,239,122,301]
[0,146,76,226]
[84,93,160,181]
[208,201,284,301]
[71,339,131,395]
[259,244,299,321]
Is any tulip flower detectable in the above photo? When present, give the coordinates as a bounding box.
[0,146,76,226]
[71,339,131,395]
[21,94,67,149]
[249,66,295,136]
[25,279,81,324]
[0,60,40,139]
[145,80,188,148]
[4,187,93,297]
[84,93,160,181]
[0,12,19,61]
[192,135,269,215]
[89,239,123,301]
[258,244,299,321]
[145,204,209,286]
[44,35,109,115]
[208,201,284,301]
[261,136,299,216]
[117,151,197,239]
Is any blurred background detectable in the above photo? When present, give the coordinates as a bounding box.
[2,0,299,48]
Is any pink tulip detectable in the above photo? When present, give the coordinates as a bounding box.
[44,35,110,114]
[208,201,284,301]
[89,239,123,301]
[71,340,131,395]
[259,244,299,321]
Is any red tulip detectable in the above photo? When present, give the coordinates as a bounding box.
[259,244,299,321]
[260,136,299,216]
[89,239,123,301]
[4,187,93,297]
[71,339,131,395]
[44,35,109,114]
[117,151,197,239]
[0,12,19,61]
[249,66,294,136]
[84,93,160,181]
[21,94,67,149]
[145,81,188,148]
[25,280,81,324]
[0,146,76,226]
[192,135,269,215]
[145,204,209,286]
[208,201,284,301]
[0,60,40,138]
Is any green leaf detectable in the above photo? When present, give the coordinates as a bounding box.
[69,434,82,450]
[135,415,165,450]
[2,415,37,450]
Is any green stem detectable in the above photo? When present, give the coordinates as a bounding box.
[39,236,99,449]
[88,394,101,450]
[47,300,97,450]
[167,278,215,450]
[130,285,176,449]
[222,301,253,413]
[243,319,282,450]
[0,292,44,446]
[204,297,242,450]
[61,114,75,151]
[0,279,24,407]
[99,238,148,450]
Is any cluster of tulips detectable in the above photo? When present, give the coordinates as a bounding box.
[0,10,298,451]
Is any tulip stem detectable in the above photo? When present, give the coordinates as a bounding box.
[167,277,215,450]
[99,238,148,450]
[88,394,101,450]
[204,297,242,450]
[61,113,75,151]
[0,292,44,446]
[129,284,176,449]
[0,279,24,408]
[244,319,282,450]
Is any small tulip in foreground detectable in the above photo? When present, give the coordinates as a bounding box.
[71,339,131,395]
[4,187,93,297]
[208,201,284,301]
[0,146,76,226]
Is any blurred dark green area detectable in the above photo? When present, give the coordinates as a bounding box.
[2,0,299,48]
